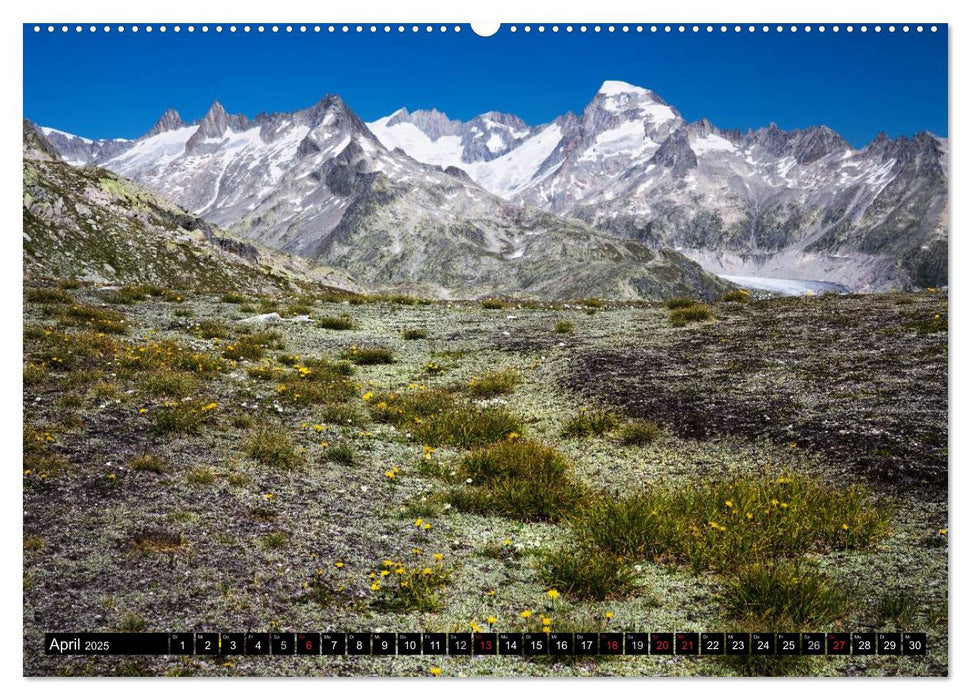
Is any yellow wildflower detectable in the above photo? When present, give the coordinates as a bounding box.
[547,589,560,600]
[429,667,442,676]
[520,610,532,619]
[433,552,444,560]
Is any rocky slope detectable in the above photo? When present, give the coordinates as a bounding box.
[23,120,359,294]
[35,100,729,301]
[370,81,948,291]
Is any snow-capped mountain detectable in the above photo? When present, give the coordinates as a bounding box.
[369,80,948,291]
[38,96,728,300]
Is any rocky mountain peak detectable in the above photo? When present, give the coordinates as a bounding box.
[788,125,849,164]
[144,108,186,137]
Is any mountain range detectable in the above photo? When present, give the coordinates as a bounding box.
[33,80,948,297]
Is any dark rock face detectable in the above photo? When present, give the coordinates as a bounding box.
[650,129,698,177]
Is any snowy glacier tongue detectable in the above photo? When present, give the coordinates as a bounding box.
[719,275,849,296]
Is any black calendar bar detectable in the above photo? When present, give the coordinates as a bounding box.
[44,631,928,656]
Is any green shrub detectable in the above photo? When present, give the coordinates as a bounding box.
[561,408,619,438]
[553,320,575,334]
[481,298,508,310]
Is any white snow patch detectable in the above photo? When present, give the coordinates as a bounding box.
[103,125,198,169]
[690,133,737,155]
[40,126,92,144]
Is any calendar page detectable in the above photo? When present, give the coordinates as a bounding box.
[22,18,948,678]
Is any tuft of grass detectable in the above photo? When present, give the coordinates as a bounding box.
[369,557,452,613]
[581,297,606,309]
[138,371,199,398]
[189,319,231,339]
[722,560,847,629]
[221,330,284,361]
[466,369,521,399]
[341,346,394,365]
[24,535,45,552]
[314,403,365,426]
[318,315,355,331]
[448,440,586,521]
[220,292,249,304]
[367,387,456,425]
[273,358,356,407]
[412,404,524,449]
[119,612,147,633]
[131,455,168,474]
[617,420,663,446]
[150,399,219,436]
[720,289,751,303]
[57,304,128,334]
[553,320,575,334]
[322,444,355,466]
[402,327,427,340]
[669,303,714,327]
[872,589,921,629]
[902,312,947,335]
[185,467,217,485]
[245,425,303,469]
[539,543,636,600]
[571,472,891,574]
[664,297,698,310]
[481,298,509,310]
[26,287,74,304]
[561,408,620,439]
[258,531,289,550]
[129,529,188,554]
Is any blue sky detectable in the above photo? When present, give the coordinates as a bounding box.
[23,24,947,147]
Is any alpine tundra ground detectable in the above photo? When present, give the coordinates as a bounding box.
[22,281,948,677]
